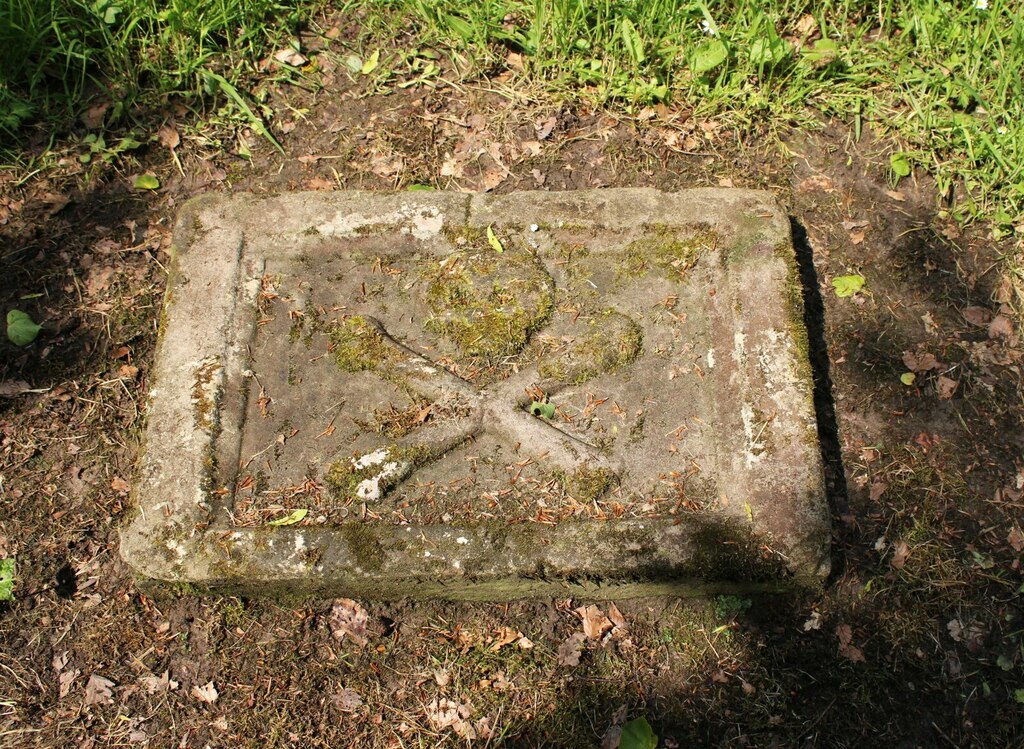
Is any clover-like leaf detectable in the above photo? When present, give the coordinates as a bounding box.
[832,274,865,298]
[267,508,308,526]
[900,372,916,386]
[6,310,41,346]
[890,153,912,178]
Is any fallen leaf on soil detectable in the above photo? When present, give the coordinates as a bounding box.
[796,175,834,193]
[191,681,219,703]
[741,680,757,695]
[211,716,229,732]
[331,688,363,712]
[558,632,586,666]
[157,126,180,150]
[534,116,557,140]
[803,611,822,631]
[947,618,964,642]
[963,306,992,326]
[832,274,865,298]
[608,602,627,630]
[836,624,865,663]
[489,626,522,651]
[139,671,178,694]
[869,480,888,502]
[329,598,370,645]
[85,674,115,705]
[988,315,1015,340]
[902,351,941,372]
[885,189,906,201]
[576,605,614,640]
[1008,527,1024,552]
[936,376,958,400]
[425,697,471,730]
[304,176,334,191]
[82,102,108,130]
[274,47,308,67]
[0,380,32,398]
[516,635,534,649]
[890,541,911,569]
[111,476,130,493]
[59,669,80,698]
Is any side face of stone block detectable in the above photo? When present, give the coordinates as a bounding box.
[121,189,830,599]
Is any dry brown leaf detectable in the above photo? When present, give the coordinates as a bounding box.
[1008,526,1024,552]
[489,626,521,652]
[575,605,613,640]
[936,376,958,400]
[85,674,115,705]
[331,688,363,712]
[139,671,177,694]
[885,189,906,202]
[534,115,557,140]
[329,598,370,645]
[988,315,1015,340]
[902,351,941,372]
[59,669,80,699]
[963,306,992,326]
[557,633,586,666]
[890,541,911,569]
[274,47,308,67]
[157,125,180,150]
[796,175,835,193]
[111,476,130,493]
[608,602,626,630]
[191,681,219,704]
[836,624,865,663]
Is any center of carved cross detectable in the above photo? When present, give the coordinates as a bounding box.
[326,313,642,503]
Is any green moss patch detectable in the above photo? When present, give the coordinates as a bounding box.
[424,226,554,363]
[618,224,717,281]
[327,315,398,372]
[539,310,643,384]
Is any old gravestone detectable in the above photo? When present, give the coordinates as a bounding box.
[121,189,830,599]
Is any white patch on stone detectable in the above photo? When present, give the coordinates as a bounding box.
[706,348,715,369]
[740,402,765,467]
[316,206,443,241]
[355,461,402,500]
[453,560,461,569]
[352,449,389,469]
[294,535,306,554]
[456,536,469,545]
[165,539,189,558]
[424,551,431,558]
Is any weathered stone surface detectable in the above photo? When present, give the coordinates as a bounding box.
[121,189,830,599]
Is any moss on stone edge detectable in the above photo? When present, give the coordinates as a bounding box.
[328,315,396,372]
[425,226,554,363]
[618,224,717,281]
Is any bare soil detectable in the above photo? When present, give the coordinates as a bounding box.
[2,21,1023,748]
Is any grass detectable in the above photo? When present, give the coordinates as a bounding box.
[362,0,1023,230]
[0,0,315,142]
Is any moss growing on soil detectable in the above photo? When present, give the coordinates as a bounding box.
[328,315,397,372]
[618,224,717,281]
[538,310,642,384]
[424,225,554,362]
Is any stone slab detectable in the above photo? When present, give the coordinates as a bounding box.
[121,189,830,599]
